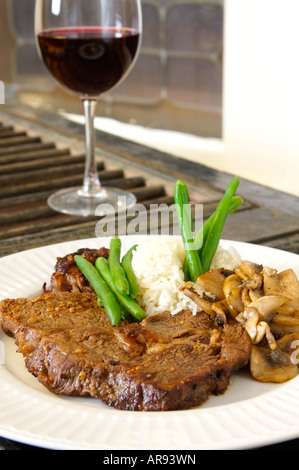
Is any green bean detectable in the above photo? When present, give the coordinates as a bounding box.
[180,192,242,280]
[182,257,191,282]
[121,244,139,299]
[120,306,129,320]
[200,177,240,273]
[95,257,146,322]
[108,237,130,295]
[74,255,121,326]
[227,195,243,215]
[194,195,243,251]
[174,180,203,281]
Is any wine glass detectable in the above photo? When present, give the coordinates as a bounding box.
[35,0,142,216]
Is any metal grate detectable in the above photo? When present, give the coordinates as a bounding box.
[2,105,297,260]
[0,119,177,254]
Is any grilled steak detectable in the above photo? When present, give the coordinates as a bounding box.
[0,291,251,411]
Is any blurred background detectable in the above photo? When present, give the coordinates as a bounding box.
[0,0,299,197]
[0,0,223,138]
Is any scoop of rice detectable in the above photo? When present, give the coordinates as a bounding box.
[131,238,241,316]
[211,244,241,271]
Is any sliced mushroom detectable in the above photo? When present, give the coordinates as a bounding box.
[278,305,299,317]
[196,268,226,301]
[276,333,299,359]
[270,313,299,337]
[240,260,264,287]
[263,267,281,295]
[235,260,263,290]
[250,343,298,383]
[179,263,299,387]
[222,274,243,316]
[247,294,289,323]
[241,286,263,307]
[249,287,264,302]
[236,307,276,349]
[237,307,259,339]
[278,269,299,310]
[241,287,252,307]
[180,282,214,315]
[211,299,228,325]
[180,278,228,325]
[255,321,276,349]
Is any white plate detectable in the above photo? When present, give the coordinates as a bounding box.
[0,236,299,450]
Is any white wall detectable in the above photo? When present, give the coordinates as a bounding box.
[223,0,299,197]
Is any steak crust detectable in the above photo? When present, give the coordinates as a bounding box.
[44,247,109,293]
[0,291,251,411]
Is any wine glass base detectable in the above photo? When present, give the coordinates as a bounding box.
[47,186,137,216]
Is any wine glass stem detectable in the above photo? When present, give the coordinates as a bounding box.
[81,99,102,197]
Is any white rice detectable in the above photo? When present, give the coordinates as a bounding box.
[210,244,242,271]
[131,238,241,316]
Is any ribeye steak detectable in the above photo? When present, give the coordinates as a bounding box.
[0,290,251,411]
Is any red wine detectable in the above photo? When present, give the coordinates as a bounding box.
[38,27,140,97]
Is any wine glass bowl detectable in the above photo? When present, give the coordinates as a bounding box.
[36,26,141,99]
[35,0,142,216]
